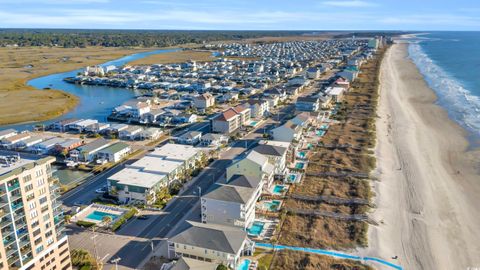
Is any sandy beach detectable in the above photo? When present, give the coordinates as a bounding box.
[365,42,480,269]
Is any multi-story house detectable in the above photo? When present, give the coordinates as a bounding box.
[211,109,241,135]
[193,93,215,110]
[0,155,71,270]
[168,221,254,269]
[226,151,275,189]
[201,174,263,229]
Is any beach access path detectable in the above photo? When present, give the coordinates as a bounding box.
[363,42,480,269]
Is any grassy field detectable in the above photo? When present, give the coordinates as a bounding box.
[270,49,386,264]
[0,46,153,126]
[270,250,373,270]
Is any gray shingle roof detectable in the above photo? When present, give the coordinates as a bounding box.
[227,174,261,188]
[170,221,247,254]
[252,144,287,157]
[203,183,255,204]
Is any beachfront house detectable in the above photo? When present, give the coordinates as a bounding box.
[226,151,275,189]
[270,121,303,143]
[295,96,320,112]
[168,221,254,269]
[251,143,288,176]
[176,131,202,145]
[201,174,263,230]
[246,99,269,119]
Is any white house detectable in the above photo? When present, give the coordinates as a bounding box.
[270,121,303,142]
[96,142,131,163]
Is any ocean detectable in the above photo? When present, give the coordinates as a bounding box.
[407,31,480,142]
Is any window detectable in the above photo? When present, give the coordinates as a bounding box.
[43,214,50,222]
[39,187,46,195]
[26,193,35,201]
[33,228,41,237]
[32,220,40,228]
[45,222,51,229]
[36,245,44,253]
[205,249,208,254]
[30,210,38,219]
[25,184,34,192]
[39,196,47,205]
[34,237,42,245]
[45,230,52,237]
[29,202,37,210]
[23,175,32,183]
[46,237,53,246]
[37,178,45,186]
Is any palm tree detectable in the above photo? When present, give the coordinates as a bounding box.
[102,215,112,225]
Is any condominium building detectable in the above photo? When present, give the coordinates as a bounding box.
[0,155,71,270]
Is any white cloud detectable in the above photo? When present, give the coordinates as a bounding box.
[322,1,377,7]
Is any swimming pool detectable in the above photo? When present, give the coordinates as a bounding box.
[316,130,326,136]
[295,162,305,169]
[320,124,329,130]
[247,222,265,236]
[264,200,281,211]
[249,121,258,127]
[307,143,313,149]
[86,211,119,222]
[273,185,286,194]
[287,174,297,183]
[297,151,306,158]
[237,259,251,270]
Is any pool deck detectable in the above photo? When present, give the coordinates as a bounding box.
[72,203,127,225]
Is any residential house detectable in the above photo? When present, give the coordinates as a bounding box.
[211,109,241,134]
[200,133,229,147]
[251,144,288,176]
[193,93,215,110]
[68,119,98,133]
[119,126,143,140]
[0,129,17,141]
[295,96,320,112]
[201,174,263,229]
[54,138,83,154]
[226,151,275,189]
[1,133,31,149]
[325,86,345,102]
[177,131,202,145]
[96,142,131,162]
[270,121,303,142]
[139,128,162,140]
[168,221,254,269]
[246,99,269,119]
[29,137,65,154]
[306,67,320,79]
[169,257,217,270]
[69,138,112,162]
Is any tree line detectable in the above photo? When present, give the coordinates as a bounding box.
[0,29,310,48]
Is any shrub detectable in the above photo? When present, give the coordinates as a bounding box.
[76,220,96,228]
[111,208,137,231]
[216,264,228,270]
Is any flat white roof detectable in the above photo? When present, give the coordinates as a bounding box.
[74,119,98,126]
[148,143,200,161]
[127,156,182,175]
[109,168,166,189]
[325,87,344,96]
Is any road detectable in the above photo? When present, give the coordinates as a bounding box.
[66,74,334,269]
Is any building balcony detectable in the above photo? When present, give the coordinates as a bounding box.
[7,183,20,192]
[6,248,19,259]
[0,217,12,228]
[11,202,23,211]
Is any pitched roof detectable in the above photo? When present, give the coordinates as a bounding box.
[227,174,261,188]
[171,257,217,270]
[170,221,247,254]
[213,108,238,121]
[244,150,268,166]
[203,183,255,204]
[252,144,287,157]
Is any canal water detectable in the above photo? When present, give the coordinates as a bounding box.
[3,48,180,131]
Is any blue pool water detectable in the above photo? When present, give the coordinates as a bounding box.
[249,121,258,126]
[86,211,119,221]
[320,124,329,130]
[287,174,297,183]
[273,185,286,194]
[237,259,251,270]
[316,130,326,136]
[295,162,305,169]
[297,151,306,158]
[264,200,281,211]
[247,222,265,236]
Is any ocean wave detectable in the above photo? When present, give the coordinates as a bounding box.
[408,43,480,137]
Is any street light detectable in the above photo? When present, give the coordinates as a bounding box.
[111,257,121,270]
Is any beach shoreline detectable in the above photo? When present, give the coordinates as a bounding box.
[363,42,480,269]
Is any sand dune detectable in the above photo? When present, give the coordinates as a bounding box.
[364,43,480,270]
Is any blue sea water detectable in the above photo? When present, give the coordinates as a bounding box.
[407,32,480,141]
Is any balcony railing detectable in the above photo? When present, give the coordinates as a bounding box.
[7,183,20,192]
[11,203,23,211]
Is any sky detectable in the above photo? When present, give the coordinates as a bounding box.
[0,0,479,31]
